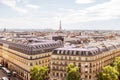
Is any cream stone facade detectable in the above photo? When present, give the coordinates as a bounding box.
[0,39,63,80]
[50,42,120,80]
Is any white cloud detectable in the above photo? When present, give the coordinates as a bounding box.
[0,17,59,29]
[88,0,120,16]
[62,0,120,24]
[84,0,120,20]
[0,0,39,14]
[0,0,120,29]
[26,4,40,9]
[14,7,28,14]
[0,0,28,14]
[75,0,95,4]
[0,0,16,8]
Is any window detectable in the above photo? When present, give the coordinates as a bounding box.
[56,73,59,77]
[65,56,67,59]
[65,50,68,55]
[81,57,85,61]
[79,51,81,55]
[85,71,88,73]
[81,51,84,55]
[57,50,60,54]
[76,51,79,55]
[53,72,55,76]
[89,75,91,79]
[63,56,65,59]
[39,61,41,64]
[67,56,69,60]
[61,50,64,54]
[90,63,92,67]
[30,56,32,59]
[30,63,33,66]
[36,62,38,65]
[85,68,88,72]
[71,57,74,60]
[69,50,72,55]
[90,69,92,73]
[85,75,88,78]
[61,73,63,77]
[76,57,79,60]
[71,51,74,55]
[79,63,81,67]
[73,51,76,55]
[61,56,63,60]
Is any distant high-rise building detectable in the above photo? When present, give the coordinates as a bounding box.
[3,28,6,32]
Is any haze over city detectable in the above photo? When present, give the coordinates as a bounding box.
[0,0,120,30]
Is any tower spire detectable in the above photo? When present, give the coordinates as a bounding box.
[59,20,62,31]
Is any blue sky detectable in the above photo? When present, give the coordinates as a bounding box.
[0,0,120,30]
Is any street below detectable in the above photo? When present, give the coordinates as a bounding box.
[0,69,22,80]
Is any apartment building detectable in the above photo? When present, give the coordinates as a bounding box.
[50,41,120,80]
[0,38,63,80]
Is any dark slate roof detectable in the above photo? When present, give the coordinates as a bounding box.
[0,39,63,55]
[53,44,120,56]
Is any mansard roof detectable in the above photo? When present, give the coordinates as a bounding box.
[53,43,120,56]
[0,39,63,55]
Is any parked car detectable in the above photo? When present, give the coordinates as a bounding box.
[2,67,12,77]
[1,77,9,80]
[0,64,3,69]
[12,71,17,77]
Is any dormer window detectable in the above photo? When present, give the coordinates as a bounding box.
[69,50,72,55]
[73,51,76,55]
[61,50,64,54]
[57,50,60,54]
[65,50,68,55]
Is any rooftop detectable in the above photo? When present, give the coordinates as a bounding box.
[0,38,63,55]
[53,40,120,56]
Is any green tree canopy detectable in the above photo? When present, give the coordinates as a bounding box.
[114,57,120,73]
[66,63,80,80]
[97,65,119,80]
[30,65,48,80]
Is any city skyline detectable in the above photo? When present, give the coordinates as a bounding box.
[0,0,120,30]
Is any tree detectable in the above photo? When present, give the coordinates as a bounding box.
[114,57,120,73]
[30,65,49,80]
[97,72,103,80]
[114,57,120,79]
[66,63,80,80]
[97,65,119,80]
